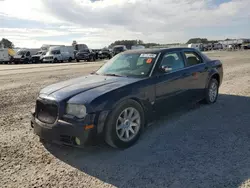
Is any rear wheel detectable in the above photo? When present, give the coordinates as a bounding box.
[76,59,80,62]
[68,57,72,62]
[105,99,144,149]
[204,78,219,104]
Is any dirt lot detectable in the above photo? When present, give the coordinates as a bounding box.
[0,51,250,188]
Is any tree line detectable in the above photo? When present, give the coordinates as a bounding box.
[0,38,14,48]
[108,40,159,49]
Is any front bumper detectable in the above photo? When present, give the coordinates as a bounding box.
[43,59,53,62]
[76,56,89,60]
[31,110,109,147]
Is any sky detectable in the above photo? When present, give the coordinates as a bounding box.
[0,0,250,48]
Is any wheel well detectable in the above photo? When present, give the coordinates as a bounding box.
[211,74,220,85]
[102,98,146,134]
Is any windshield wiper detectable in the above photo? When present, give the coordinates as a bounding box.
[102,73,122,77]
[90,72,98,75]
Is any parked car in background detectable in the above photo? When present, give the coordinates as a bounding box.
[31,51,47,63]
[31,47,223,149]
[131,45,146,50]
[13,49,39,64]
[212,43,223,50]
[75,48,96,62]
[98,48,112,59]
[112,45,127,56]
[242,44,250,50]
[43,46,74,63]
[188,43,203,51]
[73,44,88,51]
[92,49,101,60]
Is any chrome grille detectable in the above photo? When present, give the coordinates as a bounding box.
[36,99,58,124]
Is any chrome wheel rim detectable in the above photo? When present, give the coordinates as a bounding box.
[116,107,141,142]
[209,82,218,102]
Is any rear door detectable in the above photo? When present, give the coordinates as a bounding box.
[181,49,209,100]
[153,51,193,115]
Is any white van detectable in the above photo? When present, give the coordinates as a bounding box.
[188,43,203,51]
[43,46,74,63]
[13,48,39,64]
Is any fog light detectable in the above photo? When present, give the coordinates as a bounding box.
[75,137,81,145]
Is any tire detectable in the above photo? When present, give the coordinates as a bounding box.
[68,57,72,62]
[76,59,80,62]
[105,99,145,149]
[24,58,29,64]
[53,58,58,63]
[204,78,219,104]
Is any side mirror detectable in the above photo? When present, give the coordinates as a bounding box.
[160,65,172,73]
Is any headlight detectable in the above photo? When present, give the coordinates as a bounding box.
[66,104,87,118]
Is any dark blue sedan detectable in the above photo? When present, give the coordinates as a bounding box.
[31,48,223,149]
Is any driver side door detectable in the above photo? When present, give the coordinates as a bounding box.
[153,51,193,115]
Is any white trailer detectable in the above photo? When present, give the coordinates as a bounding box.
[0,48,10,64]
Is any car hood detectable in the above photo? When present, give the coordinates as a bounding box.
[39,74,140,101]
[14,55,22,58]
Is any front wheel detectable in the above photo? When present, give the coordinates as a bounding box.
[204,78,219,104]
[105,99,144,149]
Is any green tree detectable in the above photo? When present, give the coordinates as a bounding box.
[109,40,159,49]
[0,38,14,48]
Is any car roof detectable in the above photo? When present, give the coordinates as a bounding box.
[122,47,193,54]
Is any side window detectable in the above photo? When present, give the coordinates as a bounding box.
[184,51,203,67]
[26,51,30,56]
[159,52,185,72]
[57,50,61,54]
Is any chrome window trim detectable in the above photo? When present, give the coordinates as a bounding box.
[149,52,161,77]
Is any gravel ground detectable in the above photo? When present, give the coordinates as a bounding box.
[0,51,250,188]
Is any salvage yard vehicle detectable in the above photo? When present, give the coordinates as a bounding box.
[98,48,112,59]
[31,48,223,149]
[31,51,47,63]
[13,48,39,64]
[112,45,127,56]
[43,46,74,63]
[75,48,96,62]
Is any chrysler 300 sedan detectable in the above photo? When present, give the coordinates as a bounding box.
[31,48,223,149]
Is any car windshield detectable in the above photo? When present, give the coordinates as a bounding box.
[96,52,158,77]
[49,50,59,55]
[17,51,27,55]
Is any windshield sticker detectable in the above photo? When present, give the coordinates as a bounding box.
[140,54,157,58]
[146,58,153,64]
